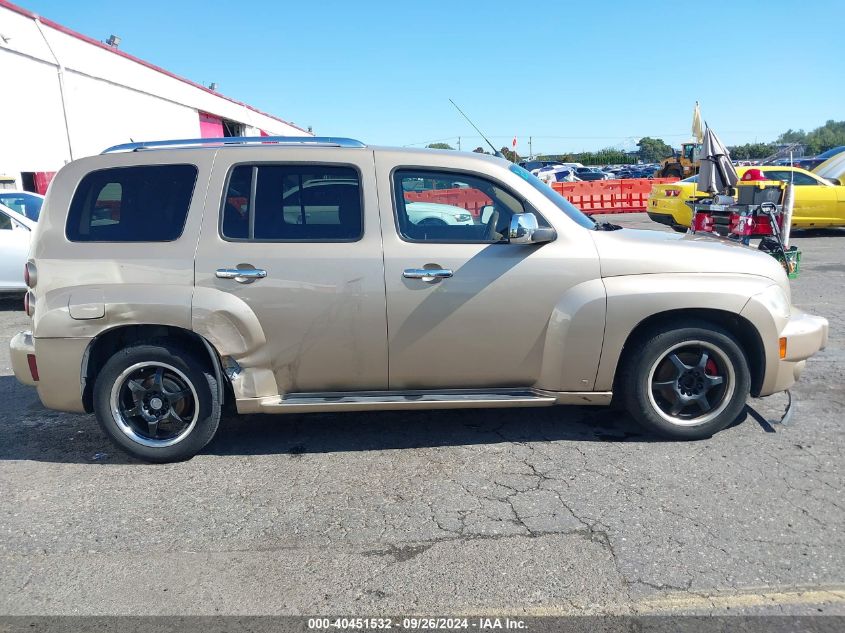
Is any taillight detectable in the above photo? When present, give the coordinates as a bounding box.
[27,354,39,382]
[24,261,37,288]
[665,189,680,197]
[24,291,35,317]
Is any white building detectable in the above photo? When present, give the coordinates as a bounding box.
[0,0,311,193]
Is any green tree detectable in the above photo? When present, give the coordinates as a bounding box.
[636,137,674,162]
[777,129,806,144]
[728,143,776,160]
[499,147,520,163]
[426,143,455,150]
[778,120,845,155]
[472,147,489,154]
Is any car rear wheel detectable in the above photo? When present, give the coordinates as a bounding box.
[93,342,220,462]
[620,321,750,439]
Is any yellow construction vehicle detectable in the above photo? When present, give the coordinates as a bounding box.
[656,142,702,179]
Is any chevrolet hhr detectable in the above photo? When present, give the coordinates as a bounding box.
[10,137,829,462]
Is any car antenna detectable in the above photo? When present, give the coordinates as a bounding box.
[449,99,505,159]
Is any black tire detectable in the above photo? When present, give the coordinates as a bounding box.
[671,224,688,233]
[619,320,750,440]
[93,341,221,462]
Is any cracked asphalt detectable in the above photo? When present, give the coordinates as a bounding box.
[0,214,842,616]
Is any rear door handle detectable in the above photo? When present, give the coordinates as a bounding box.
[216,268,267,283]
[403,268,453,282]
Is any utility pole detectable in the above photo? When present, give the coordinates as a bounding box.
[529,136,533,158]
[458,136,461,151]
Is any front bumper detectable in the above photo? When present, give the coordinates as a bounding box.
[10,330,37,386]
[768,311,829,395]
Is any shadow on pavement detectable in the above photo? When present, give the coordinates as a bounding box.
[791,228,845,239]
[0,374,695,464]
[0,295,24,312]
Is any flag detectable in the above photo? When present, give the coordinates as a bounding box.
[692,102,703,143]
[512,136,517,149]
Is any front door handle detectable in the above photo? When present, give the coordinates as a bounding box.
[216,268,267,284]
[403,268,453,282]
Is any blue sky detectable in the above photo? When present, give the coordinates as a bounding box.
[21,0,845,154]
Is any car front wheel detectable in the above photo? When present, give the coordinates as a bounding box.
[93,342,221,462]
[621,321,751,439]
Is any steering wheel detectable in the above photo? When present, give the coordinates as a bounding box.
[483,208,500,241]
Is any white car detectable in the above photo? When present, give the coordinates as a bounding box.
[0,190,44,222]
[406,201,474,226]
[533,165,581,184]
[0,202,37,293]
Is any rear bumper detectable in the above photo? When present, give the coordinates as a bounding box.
[10,331,36,386]
[648,197,693,227]
[646,211,679,227]
[10,332,89,412]
[766,311,829,395]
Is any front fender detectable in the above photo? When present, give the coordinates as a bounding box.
[595,273,774,390]
[535,278,607,392]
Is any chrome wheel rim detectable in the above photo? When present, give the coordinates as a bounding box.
[647,341,735,427]
[109,362,199,447]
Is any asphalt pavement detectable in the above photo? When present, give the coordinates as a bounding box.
[0,214,842,616]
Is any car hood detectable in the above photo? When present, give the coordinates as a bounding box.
[591,228,788,285]
[814,153,845,181]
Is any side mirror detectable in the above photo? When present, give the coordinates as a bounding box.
[509,213,556,244]
[826,178,841,186]
[480,204,495,224]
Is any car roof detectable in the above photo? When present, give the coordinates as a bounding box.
[100,136,512,168]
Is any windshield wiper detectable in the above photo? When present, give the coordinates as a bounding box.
[593,221,622,231]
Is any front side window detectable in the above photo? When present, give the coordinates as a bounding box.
[393,169,537,243]
[67,164,197,242]
[221,164,362,241]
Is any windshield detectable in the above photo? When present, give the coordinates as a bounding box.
[509,164,595,229]
[0,192,43,221]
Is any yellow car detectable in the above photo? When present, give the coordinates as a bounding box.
[648,166,845,232]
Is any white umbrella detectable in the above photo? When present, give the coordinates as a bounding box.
[692,102,704,143]
[698,125,738,195]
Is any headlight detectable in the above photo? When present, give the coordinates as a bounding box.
[453,213,472,223]
[756,284,790,320]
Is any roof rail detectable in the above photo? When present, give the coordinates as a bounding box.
[101,136,366,154]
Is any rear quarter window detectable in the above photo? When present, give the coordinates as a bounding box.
[66,164,197,242]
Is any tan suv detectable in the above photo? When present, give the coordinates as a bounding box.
[9,137,829,462]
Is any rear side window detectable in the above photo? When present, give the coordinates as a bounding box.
[221,164,362,241]
[67,164,197,242]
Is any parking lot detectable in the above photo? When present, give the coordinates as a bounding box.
[0,213,842,616]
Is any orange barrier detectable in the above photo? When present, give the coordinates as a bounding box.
[404,188,492,217]
[552,178,679,214]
